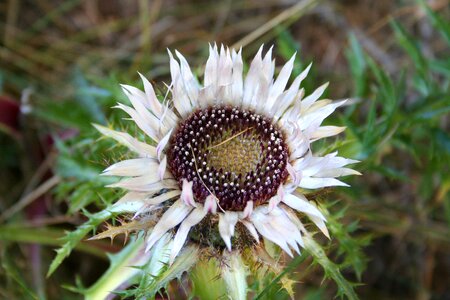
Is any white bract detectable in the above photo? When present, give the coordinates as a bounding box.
[98,44,359,263]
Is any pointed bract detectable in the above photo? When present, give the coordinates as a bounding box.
[94,44,359,267]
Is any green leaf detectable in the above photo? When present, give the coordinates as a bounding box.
[391,20,427,75]
[410,94,450,121]
[33,99,99,130]
[303,234,359,300]
[67,184,98,214]
[0,225,105,258]
[429,58,450,77]
[222,253,248,300]
[276,29,303,75]
[191,258,227,300]
[47,209,114,277]
[135,233,173,295]
[84,235,147,300]
[361,96,377,152]
[431,128,450,155]
[346,34,368,97]
[276,29,301,60]
[73,68,108,125]
[131,243,199,299]
[304,288,326,300]
[419,0,450,45]
[254,252,307,300]
[370,164,410,181]
[54,138,114,183]
[326,211,371,281]
[367,57,398,117]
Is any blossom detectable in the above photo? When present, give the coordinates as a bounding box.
[96,44,359,265]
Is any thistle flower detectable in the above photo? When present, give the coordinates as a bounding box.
[94,44,359,292]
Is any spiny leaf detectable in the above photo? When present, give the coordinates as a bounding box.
[191,258,227,300]
[325,209,370,281]
[83,235,148,300]
[47,209,114,277]
[88,216,156,243]
[134,244,199,299]
[247,245,296,299]
[254,246,307,300]
[222,252,248,300]
[138,233,173,290]
[303,233,359,300]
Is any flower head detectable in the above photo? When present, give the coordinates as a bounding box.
[97,44,359,264]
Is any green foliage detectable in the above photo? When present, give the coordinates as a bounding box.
[135,245,198,298]
[418,0,450,46]
[254,252,307,300]
[80,235,197,300]
[222,254,248,300]
[325,207,371,281]
[303,233,359,300]
[47,209,115,277]
[341,21,449,189]
[82,236,146,299]
[115,241,198,299]
[346,34,369,98]
[191,258,227,299]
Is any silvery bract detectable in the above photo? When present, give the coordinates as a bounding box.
[96,44,359,265]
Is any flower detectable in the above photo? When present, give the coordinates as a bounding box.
[96,44,359,264]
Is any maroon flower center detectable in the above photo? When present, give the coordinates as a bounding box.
[167,106,289,211]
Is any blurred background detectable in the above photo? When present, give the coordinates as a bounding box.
[0,0,449,299]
